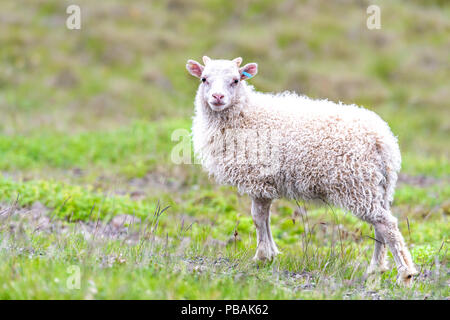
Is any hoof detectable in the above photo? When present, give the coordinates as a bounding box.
[367,262,389,275]
[253,243,279,262]
[397,266,418,286]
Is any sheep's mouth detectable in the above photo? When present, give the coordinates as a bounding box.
[210,101,225,107]
[209,101,228,111]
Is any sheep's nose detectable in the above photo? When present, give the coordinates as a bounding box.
[212,93,224,101]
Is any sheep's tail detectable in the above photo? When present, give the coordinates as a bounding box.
[376,133,401,210]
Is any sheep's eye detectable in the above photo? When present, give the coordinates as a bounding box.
[201,78,206,83]
[232,79,239,85]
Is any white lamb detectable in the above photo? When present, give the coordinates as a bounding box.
[186,56,417,285]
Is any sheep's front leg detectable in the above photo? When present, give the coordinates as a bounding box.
[251,198,280,261]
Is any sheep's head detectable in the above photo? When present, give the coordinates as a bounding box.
[186,56,258,111]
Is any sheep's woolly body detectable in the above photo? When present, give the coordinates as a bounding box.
[188,57,416,284]
[192,83,401,221]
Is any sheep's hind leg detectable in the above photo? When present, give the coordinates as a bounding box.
[251,198,280,261]
[368,209,417,286]
[367,228,389,274]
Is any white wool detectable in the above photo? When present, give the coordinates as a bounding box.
[192,72,401,221]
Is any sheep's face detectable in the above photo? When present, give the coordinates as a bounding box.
[186,56,257,112]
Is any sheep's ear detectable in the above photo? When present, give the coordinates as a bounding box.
[186,59,204,78]
[202,56,211,65]
[232,57,242,67]
[239,63,258,80]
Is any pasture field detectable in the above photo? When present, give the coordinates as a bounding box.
[0,0,448,299]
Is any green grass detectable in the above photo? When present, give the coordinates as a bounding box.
[0,119,191,178]
[0,0,448,299]
[1,204,447,300]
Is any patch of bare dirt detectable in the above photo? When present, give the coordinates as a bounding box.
[0,202,143,244]
[128,172,184,193]
[397,173,447,187]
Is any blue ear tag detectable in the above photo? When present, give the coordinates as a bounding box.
[242,71,252,79]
